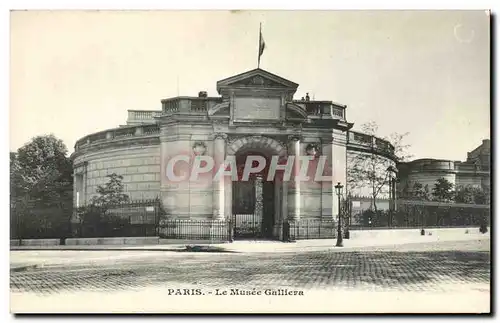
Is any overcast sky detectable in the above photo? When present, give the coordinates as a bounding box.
[10,10,490,161]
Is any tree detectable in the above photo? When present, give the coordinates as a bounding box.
[473,186,490,205]
[347,122,412,212]
[400,182,411,199]
[10,153,24,209]
[10,135,73,238]
[432,178,454,202]
[455,185,490,205]
[454,185,475,204]
[89,173,130,206]
[411,182,423,200]
[78,173,130,237]
[411,182,431,201]
[422,184,431,201]
[15,135,72,196]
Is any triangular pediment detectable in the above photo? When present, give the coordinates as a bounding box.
[216,68,299,94]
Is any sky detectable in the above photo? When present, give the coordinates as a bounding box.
[9,10,490,161]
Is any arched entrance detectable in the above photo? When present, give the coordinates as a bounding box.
[227,136,287,240]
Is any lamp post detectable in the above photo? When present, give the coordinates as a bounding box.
[386,166,398,227]
[335,182,344,247]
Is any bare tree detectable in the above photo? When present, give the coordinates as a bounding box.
[347,122,412,212]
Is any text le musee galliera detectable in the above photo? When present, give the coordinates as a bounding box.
[167,288,305,296]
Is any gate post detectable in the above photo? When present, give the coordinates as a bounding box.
[282,220,290,242]
[228,217,234,242]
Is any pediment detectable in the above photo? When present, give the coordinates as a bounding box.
[217,68,299,94]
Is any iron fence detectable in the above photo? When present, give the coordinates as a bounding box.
[158,219,232,241]
[285,219,337,240]
[71,199,163,238]
[10,207,72,240]
[351,202,490,229]
[11,196,490,242]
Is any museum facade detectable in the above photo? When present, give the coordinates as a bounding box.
[71,68,399,239]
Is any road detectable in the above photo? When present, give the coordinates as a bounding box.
[10,239,491,313]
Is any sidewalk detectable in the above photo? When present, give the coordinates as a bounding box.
[10,231,490,253]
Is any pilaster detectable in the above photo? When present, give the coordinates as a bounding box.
[332,129,348,221]
[255,175,264,223]
[321,137,334,221]
[287,135,302,222]
[212,132,227,220]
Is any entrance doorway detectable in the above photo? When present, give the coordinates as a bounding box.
[232,151,277,240]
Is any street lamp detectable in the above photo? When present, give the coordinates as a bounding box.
[386,166,398,227]
[335,182,344,247]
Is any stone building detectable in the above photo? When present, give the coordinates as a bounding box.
[71,68,398,239]
[397,139,491,195]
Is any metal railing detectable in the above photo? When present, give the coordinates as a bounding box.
[351,203,490,229]
[159,219,231,241]
[285,219,337,240]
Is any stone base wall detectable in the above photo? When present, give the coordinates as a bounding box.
[11,239,61,246]
[65,237,160,246]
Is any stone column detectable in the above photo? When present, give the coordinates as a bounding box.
[321,138,334,221]
[287,135,301,222]
[83,162,88,205]
[332,130,348,222]
[73,169,80,208]
[160,136,175,217]
[224,139,233,221]
[255,175,264,224]
[160,127,192,218]
[300,139,322,220]
[212,133,227,220]
[282,178,288,220]
[274,177,281,223]
[274,177,282,238]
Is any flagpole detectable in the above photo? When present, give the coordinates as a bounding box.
[176,75,179,96]
[258,23,262,68]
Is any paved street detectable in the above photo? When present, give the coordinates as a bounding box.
[10,239,491,313]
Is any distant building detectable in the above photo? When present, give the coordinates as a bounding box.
[397,139,491,194]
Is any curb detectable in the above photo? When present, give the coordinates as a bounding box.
[9,246,237,253]
[10,247,184,252]
[10,236,489,253]
[10,264,40,273]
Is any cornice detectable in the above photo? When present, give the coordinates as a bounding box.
[72,136,160,159]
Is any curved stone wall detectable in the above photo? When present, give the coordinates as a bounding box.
[399,159,457,190]
[72,124,396,206]
[72,124,161,206]
[346,150,397,198]
[398,158,489,193]
[73,146,161,204]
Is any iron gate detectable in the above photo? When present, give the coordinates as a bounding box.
[232,213,263,239]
